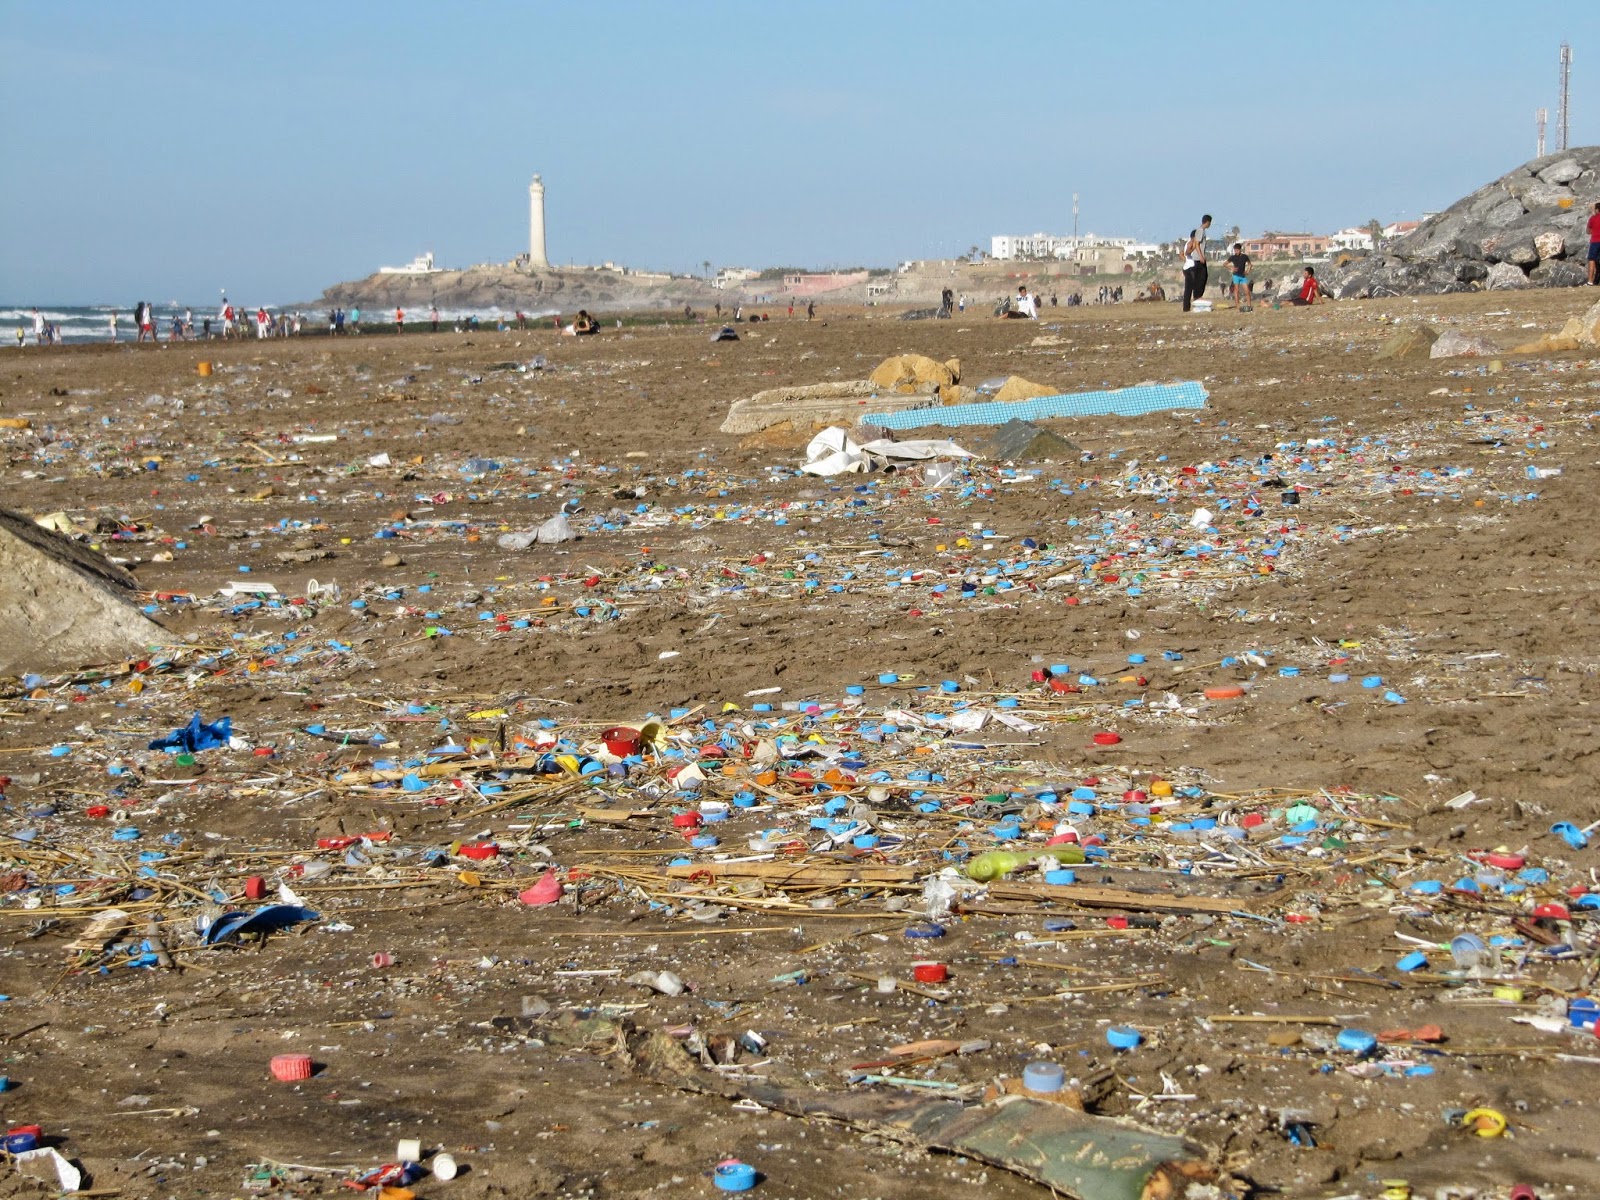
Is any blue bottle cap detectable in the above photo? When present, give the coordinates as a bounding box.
[1021,1061,1065,1093]
[713,1160,758,1192]
[1396,951,1428,972]
[1105,1025,1142,1050]
[1044,869,1076,886]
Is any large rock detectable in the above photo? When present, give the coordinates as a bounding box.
[1430,330,1501,359]
[868,354,959,393]
[0,507,168,675]
[1373,324,1439,360]
[1540,158,1584,184]
[1529,261,1588,288]
[1575,298,1600,347]
[1331,146,1600,297]
[1485,262,1531,290]
[1534,231,1567,259]
[992,376,1059,404]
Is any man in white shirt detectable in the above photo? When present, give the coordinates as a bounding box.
[1182,214,1212,312]
[1014,286,1038,319]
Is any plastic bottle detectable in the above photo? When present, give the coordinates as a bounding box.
[967,845,1086,882]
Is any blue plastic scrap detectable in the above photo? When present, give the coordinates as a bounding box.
[202,904,320,945]
[148,712,233,753]
[865,381,1208,429]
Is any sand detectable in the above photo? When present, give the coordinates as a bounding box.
[0,291,1596,1199]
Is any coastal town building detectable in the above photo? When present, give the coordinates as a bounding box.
[780,270,870,296]
[990,233,1137,261]
[377,252,439,276]
[1329,227,1376,252]
[713,267,760,289]
[1241,232,1331,259]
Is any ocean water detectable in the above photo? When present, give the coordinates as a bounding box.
[1,303,565,344]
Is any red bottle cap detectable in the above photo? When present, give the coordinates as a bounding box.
[243,876,267,900]
[457,842,499,861]
[1092,732,1121,745]
[270,1054,314,1082]
[912,962,948,983]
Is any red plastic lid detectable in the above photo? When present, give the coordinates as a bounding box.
[1105,915,1130,929]
[270,1054,314,1082]
[1532,903,1570,920]
[671,812,702,828]
[1092,732,1121,745]
[457,842,499,861]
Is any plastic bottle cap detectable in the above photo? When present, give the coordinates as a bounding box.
[270,1053,314,1081]
[396,1138,422,1162]
[1021,1061,1065,1093]
[432,1153,458,1181]
[1105,1025,1142,1050]
[1092,732,1122,745]
[912,961,947,983]
[713,1160,758,1192]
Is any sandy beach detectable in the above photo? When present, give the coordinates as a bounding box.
[0,289,1597,1198]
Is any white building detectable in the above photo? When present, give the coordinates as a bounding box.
[1329,227,1375,252]
[714,267,760,289]
[378,252,439,276]
[991,232,1137,261]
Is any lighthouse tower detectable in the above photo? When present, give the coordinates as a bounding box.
[528,174,549,269]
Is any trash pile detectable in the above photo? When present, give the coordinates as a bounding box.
[0,309,1596,1197]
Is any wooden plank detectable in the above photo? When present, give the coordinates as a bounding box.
[665,862,913,885]
[986,882,1253,914]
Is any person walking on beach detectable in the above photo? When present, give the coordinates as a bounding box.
[807,300,815,320]
[395,307,404,333]
[1587,200,1600,286]
[1227,242,1253,311]
[31,309,45,346]
[349,306,361,333]
[134,302,150,343]
[430,305,439,332]
[221,299,234,339]
[1181,214,1212,312]
[108,311,118,342]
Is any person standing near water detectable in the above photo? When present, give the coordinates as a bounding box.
[1181,214,1212,312]
[108,311,118,342]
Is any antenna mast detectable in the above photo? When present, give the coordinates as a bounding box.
[1537,106,1548,157]
[1557,42,1571,152]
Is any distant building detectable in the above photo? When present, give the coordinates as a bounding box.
[713,267,760,290]
[1329,227,1375,252]
[1241,233,1330,259]
[780,270,870,296]
[1383,220,1421,239]
[378,252,440,276]
[991,233,1136,261]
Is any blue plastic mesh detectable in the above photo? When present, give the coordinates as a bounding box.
[865,380,1208,428]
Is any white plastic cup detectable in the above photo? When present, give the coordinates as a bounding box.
[397,1138,422,1162]
[433,1152,458,1181]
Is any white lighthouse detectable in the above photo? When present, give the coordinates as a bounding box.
[528,174,549,269]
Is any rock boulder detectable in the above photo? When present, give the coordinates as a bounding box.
[1330,146,1600,297]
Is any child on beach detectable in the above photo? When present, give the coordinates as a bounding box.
[1227,243,1253,311]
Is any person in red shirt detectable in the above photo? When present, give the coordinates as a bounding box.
[1292,266,1323,306]
[1587,201,1600,286]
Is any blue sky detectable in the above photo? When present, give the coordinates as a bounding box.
[1,1,1594,303]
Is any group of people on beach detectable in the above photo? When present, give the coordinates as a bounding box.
[1182,214,1326,313]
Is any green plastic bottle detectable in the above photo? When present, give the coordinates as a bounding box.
[967,844,1085,882]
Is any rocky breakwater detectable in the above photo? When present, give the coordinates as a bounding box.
[318,264,721,314]
[1331,147,1600,298]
